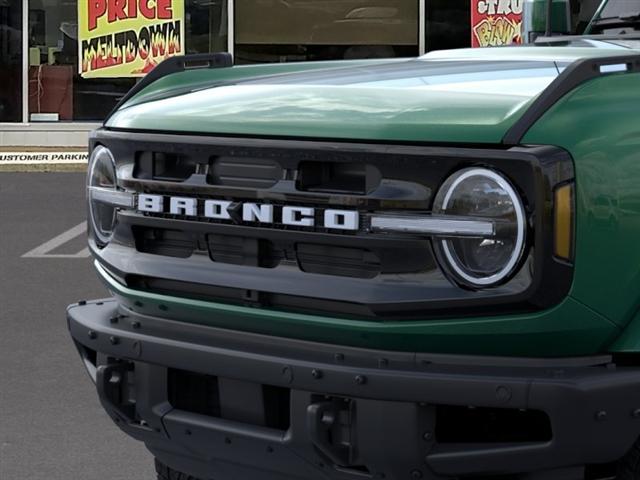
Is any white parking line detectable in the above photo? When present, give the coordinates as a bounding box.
[22,222,91,258]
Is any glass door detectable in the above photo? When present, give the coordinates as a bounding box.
[425,0,471,52]
[0,0,22,122]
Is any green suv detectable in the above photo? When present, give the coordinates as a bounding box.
[68,2,640,479]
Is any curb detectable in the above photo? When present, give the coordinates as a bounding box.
[0,163,88,173]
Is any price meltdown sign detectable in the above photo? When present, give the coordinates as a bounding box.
[471,0,523,48]
[78,0,185,78]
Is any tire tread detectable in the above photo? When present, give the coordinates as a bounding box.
[155,458,203,480]
[618,440,640,480]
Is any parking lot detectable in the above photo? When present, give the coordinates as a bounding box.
[0,172,152,479]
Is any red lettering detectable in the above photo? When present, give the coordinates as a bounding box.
[107,0,127,22]
[88,0,107,30]
[139,0,155,19]
[157,0,172,19]
[127,0,137,18]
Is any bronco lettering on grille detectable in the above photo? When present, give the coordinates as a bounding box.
[137,194,360,231]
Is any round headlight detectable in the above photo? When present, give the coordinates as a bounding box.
[433,168,526,288]
[88,146,117,246]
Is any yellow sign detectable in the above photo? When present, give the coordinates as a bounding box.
[78,0,185,78]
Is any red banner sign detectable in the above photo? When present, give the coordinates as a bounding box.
[471,0,524,48]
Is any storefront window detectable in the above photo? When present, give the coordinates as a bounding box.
[0,0,22,122]
[27,0,228,122]
[187,0,228,54]
[425,0,471,52]
[235,0,419,64]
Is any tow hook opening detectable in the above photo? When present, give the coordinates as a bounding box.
[96,360,152,431]
[307,396,371,475]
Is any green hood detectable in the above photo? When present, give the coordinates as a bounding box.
[106,46,636,144]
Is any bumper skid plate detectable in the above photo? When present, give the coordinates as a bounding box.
[68,299,640,480]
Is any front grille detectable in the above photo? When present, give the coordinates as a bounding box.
[99,131,575,319]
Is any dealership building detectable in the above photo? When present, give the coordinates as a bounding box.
[0,0,601,149]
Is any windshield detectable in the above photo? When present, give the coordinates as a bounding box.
[589,0,640,33]
[598,0,640,19]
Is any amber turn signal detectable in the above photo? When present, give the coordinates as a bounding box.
[554,183,575,262]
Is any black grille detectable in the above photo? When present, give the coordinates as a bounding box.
[131,226,434,279]
[99,130,576,319]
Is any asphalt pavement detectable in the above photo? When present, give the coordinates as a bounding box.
[0,173,153,479]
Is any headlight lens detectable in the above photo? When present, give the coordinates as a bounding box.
[88,146,118,245]
[433,168,526,288]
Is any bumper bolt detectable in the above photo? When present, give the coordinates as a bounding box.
[595,410,607,421]
[131,321,141,329]
[109,316,119,324]
[334,353,344,362]
[495,385,512,403]
[109,336,119,345]
[378,358,389,368]
[88,330,97,340]
[355,375,367,385]
[281,366,293,384]
[311,369,323,379]
[410,469,423,479]
[423,432,432,441]
[633,409,640,418]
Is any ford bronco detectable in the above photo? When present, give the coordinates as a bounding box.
[68,0,640,478]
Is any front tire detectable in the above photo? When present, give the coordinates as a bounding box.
[618,440,640,480]
[155,458,204,480]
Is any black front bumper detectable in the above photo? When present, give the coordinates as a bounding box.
[68,300,640,480]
